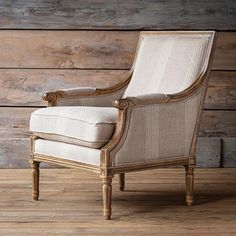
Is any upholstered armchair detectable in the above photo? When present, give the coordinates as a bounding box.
[29,31,216,220]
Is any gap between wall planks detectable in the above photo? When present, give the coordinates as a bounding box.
[0,30,235,168]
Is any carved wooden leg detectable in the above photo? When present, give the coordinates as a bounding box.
[119,173,125,191]
[102,177,112,220]
[31,161,40,201]
[185,165,194,206]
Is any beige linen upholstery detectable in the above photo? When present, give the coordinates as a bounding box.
[112,87,204,166]
[123,33,210,98]
[57,88,126,106]
[34,139,100,165]
[30,106,118,148]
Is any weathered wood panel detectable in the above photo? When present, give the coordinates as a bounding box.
[0,107,36,138]
[222,138,236,167]
[0,31,235,70]
[196,138,221,167]
[212,32,236,70]
[1,69,235,108]
[200,111,236,137]
[0,0,235,30]
[0,138,30,168]
[0,31,138,69]
[204,71,236,110]
[0,69,127,106]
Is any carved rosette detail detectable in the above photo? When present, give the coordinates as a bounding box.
[113,99,130,110]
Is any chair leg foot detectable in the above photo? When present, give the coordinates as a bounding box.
[31,161,40,201]
[119,173,125,191]
[185,165,194,206]
[102,177,112,220]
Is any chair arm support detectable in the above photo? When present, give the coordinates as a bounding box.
[113,93,171,109]
[42,87,98,104]
[42,70,133,106]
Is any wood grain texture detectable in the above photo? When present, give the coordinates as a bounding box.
[212,32,236,70]
[0,168,235,235]
[0,0,235,30]
[196,138,221,167]
[0,107,36,138]
[204,71,236,110]
[1,70,235,108]
[222,138,236,167]
[200,111,236,137]
[0,69,127,106]
[0,30,138,69]
[0,138,30,168]
[0,31,235,70]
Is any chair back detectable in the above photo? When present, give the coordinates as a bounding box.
[123,31,215,97]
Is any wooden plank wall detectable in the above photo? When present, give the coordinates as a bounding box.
[0,1,235,168]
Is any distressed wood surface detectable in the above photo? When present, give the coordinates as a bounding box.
[199,111,236,137]
[0,107,36,138]
[0,0,235,30]
[0,169,235,235]
[0,30,138,69]
[0,31,235,70]
[196,138,221,167]
[212,32,236,70]
[0,70,235,108]
[222,138,236,167]
[204,71,236,110]
[0,69,126,106]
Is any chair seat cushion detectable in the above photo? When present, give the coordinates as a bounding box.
[30,106,118,148]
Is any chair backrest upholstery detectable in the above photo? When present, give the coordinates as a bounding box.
[123,31,214,98]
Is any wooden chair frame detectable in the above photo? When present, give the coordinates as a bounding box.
[29,31,216,220]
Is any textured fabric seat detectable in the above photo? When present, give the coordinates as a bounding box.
[30,106,118,149]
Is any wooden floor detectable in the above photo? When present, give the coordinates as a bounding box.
[0,168,235,235]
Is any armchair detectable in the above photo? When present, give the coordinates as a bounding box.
[29,31,216,220]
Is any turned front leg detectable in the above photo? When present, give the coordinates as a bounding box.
[102,177,112,220]
[185,165,194,206]
[31,161,40,201]
[119,173,125,191]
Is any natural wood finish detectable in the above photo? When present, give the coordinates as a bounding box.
[0,31,235,70]
[102,177,113,220]
[119,173,125,191]
[0,1,235,30]
[212,32,236,70]
[205,71,236,110]
[196,138,221,167]
[31,161,40,201]
[0,69,127,106]
[0,30,138,69]
[222,138,236,167]
[0,168,235,235]
[200,110,236,137]
[0,107,36,138]
[185,166,194,206]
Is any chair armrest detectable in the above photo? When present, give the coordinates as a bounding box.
[113,93,170,109]
[42,70,133,107]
